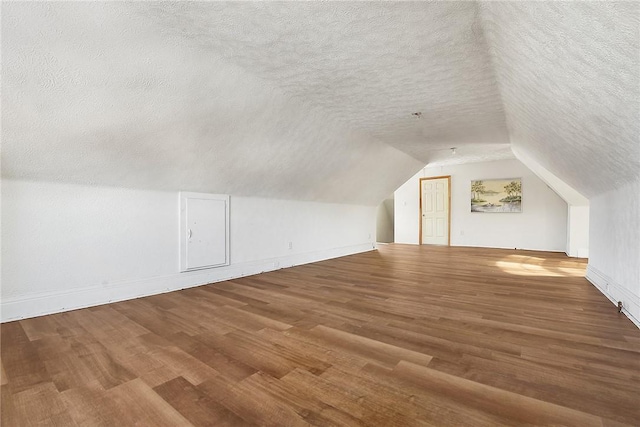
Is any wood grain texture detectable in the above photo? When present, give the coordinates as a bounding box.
[2,245,639,426]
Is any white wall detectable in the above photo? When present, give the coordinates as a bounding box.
[395,159,567,252]
[394,170,422,245]
[567,206,589,258]
[587,178,640,328]
[513,146,589,258]
[376,198,394,243]
[1,179,376,322]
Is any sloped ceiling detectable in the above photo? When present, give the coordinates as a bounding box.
[2,1,638,204]
[481,2,639,197]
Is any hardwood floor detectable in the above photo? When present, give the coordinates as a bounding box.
[2,244,639,426]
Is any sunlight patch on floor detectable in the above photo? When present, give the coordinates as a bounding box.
[496,255,585,277]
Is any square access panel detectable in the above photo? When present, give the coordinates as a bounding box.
[179,192,230,272]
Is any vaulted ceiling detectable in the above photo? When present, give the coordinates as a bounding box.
[2,2,638,204]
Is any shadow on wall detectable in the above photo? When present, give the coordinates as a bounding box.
[376,197,395,243]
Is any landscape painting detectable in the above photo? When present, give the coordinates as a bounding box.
[471,178,522,213]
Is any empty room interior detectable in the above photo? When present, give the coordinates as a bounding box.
[2,2,640,426]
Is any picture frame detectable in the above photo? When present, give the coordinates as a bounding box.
[471,178,522,213]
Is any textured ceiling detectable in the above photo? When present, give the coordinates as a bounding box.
[482,2,639,197]
[1,2,423,204]
[144,1,510,163]
[2,1,638,204]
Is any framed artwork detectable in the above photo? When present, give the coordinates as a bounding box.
[471,178,522,213]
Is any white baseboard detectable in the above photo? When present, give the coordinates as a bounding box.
[586,265,640,329]
[1,243,376,323]
[565,248,589,258]
[453,243,565,253]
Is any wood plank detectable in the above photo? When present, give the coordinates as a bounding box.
[169,331,258,381]
[231,370,365,427]
[0,359,7,386]
[4,382,77,426]
[67,338,137,390]
[198,373,310,427]
[392,360,604,426]
[154,376,251,426]
[63,378,193,426]
[306,324,433,368]
[0,321,51,393]
[317,365,456,426]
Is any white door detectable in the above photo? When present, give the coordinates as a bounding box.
[421,177,449,245]
[180,193,229,272]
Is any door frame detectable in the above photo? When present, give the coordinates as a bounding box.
[419,176,452,246]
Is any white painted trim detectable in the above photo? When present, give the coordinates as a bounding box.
[586,264,640,329]
[453,243,565,253]
[1,243,375,323]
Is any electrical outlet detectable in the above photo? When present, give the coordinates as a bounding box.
[460,230,464,236]
[288,241,293,250]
